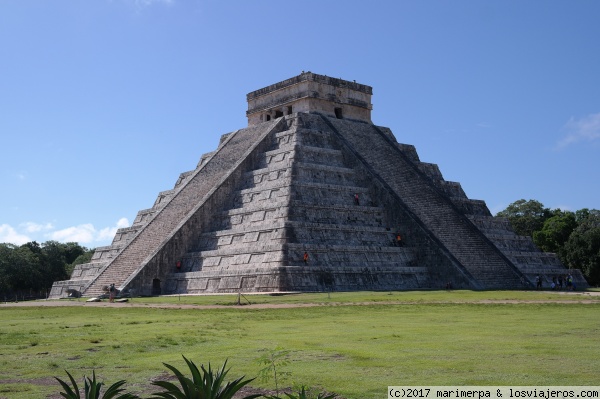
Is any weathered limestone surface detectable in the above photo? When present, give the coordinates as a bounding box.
[50,72,587,298]
[161,112,444,294]
[247,72,372,126]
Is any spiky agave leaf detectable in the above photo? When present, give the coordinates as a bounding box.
[182,356,203,386]
[151,361,196,399]
[217,374,260,399]
[156,361,197,398]
[151,356,261,399]
[198,359,259,399]
[84,371,102,399]
[151,380,190,399]
[101,379,139,399]
[200,361,221,397]
[55,370,138,399]
[55,370,81,399]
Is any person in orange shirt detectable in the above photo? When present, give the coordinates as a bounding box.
[395,233,403,247]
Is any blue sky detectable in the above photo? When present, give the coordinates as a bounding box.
[1,0,599,248]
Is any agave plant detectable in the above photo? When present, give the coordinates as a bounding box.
[55,370,139,399]
[151,355,261,399]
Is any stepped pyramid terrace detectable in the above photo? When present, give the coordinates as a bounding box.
[50,72,587,298]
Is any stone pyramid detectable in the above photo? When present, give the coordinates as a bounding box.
[50,72,587,298]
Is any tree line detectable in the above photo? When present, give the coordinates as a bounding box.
[0,241,93,300]
[496,199,600,285]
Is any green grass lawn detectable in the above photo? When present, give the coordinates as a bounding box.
[1,291,599,399]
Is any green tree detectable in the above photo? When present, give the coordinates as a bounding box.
[61,242,89,264]
[533,210,577,254]
[0,243,46,296]
[563,212,600,285]
[496,199,553,237]
[40,241,72,284]
[0,243,18,293]
[0,240,90,296]
[67,249,95,276]
[575,209,600,223]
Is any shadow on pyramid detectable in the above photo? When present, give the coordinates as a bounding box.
[50,72,587,298]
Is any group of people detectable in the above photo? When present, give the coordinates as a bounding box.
[534,273,576,290]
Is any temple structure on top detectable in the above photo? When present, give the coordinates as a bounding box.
[246,72,373,125]
[49,72,587,298]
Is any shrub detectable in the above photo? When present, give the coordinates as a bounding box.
[151,355,261,399]
[55,370,139,399]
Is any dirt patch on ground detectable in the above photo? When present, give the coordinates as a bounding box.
[1,290,599,310]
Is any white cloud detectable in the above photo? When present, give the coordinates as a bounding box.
[49,224,97,244]
[20,222,54,233]
[1,218,131,246]
[557,112,600,149]
[0,224,31,245]
[97,218,130,242]
[47,218,130,245]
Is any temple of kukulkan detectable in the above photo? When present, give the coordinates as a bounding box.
[50,72,587,298]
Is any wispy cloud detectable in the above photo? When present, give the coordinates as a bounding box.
[20,222,54,233]
[0,224,31,245]
[48,218,130,244]
[0,219,131,246]
[556,112,600,149]
[49,224,97,243]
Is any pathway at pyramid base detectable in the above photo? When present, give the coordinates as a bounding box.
[49,112,588,298]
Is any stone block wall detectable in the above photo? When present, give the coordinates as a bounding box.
[247,72,372,125]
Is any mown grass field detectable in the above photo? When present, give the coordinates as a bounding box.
[1,290,599,399]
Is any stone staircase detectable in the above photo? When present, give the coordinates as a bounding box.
[467,215,588,287]
[387,122,588,289]
[164,113,427,293]
[86,120,285,297]
[322,115,524,289]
